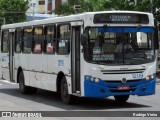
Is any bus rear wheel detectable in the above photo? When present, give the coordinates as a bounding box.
[60,76,72,104]
[19,71,29,94]
[114,95,129,103]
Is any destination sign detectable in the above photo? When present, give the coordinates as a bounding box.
[94,13,149,24]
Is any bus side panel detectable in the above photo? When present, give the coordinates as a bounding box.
[1,53,10,80]
[40,54,56,91]
[28,54,42,88]
[47,55,59,75]
[80,48,85,96]
[14,53,19,83]
[1,68,9,80]
[44,55,59,91]
[47,55,72,93]
[29,71,41,88]
[41,73,57,91]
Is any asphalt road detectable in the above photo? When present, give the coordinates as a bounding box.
[0,79,160,119]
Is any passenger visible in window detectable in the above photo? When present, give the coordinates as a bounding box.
[115,34,132,53]
[34,43,41,53]
[16,43,21,52]
[46,42,54,53]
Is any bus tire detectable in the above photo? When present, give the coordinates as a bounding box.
[60,76,72,104]
[19,71,29,94]
[114,95,129,103]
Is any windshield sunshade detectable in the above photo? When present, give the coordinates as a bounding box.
[98,27,154,33]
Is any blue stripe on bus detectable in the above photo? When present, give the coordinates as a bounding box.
[98,27,154,32]
[84,75,156,98]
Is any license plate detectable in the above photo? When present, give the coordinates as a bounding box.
[118,86,130,90]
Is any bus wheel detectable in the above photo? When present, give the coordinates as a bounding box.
[114,95,129,103]
[60,76,72,104]
[19,71,29,94]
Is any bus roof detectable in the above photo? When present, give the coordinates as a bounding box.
[1,11,153,29]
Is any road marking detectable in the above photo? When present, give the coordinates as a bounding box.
[0,80,16,85]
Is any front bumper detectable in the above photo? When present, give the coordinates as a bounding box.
[84,77,156,98]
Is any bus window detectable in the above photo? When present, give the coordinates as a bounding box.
[1,30,9,53]
[57,24,70,54]
[33,27,44,53]
[23,28,32,53]
[44,25,55,54]
[15,28,22,53]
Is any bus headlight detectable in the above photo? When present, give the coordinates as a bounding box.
[146,76,150,80]
[145,75,154,80]
[85,76,100,83]
[95,78,100,83]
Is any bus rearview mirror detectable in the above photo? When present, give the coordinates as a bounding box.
[81,33,87,45]
[154,28,159,50]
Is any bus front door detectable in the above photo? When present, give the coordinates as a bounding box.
[8,29,15,82]
[71,26,81,93]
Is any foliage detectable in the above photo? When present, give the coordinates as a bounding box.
[54,0,92,15]
[54,0,160,20]
[0,0,28,26]
[134,0,160,20]
[152,0,160,20]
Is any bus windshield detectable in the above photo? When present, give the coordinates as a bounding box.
[84,27,155,65]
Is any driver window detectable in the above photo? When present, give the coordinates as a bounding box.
[88,28,104,54]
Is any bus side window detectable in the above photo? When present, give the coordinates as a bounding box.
[44,25,56,54]
[57,24,70,54]
[1,30,9,53]
[15,28,22,53]
[33,27,43,54]
[23,28,32,53]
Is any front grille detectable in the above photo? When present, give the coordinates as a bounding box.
[105,79,141,83]
[101,69,145,74]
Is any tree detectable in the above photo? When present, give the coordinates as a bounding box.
[54,0,93,15]
[152,0,160,20]
[134,0,160,20]
[54,0,135,15]
[54,0,160,21]
[0,0,28,26]
[134,0,151,12]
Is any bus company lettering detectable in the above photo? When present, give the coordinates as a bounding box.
[93,54,114,61]
[133,112,158,117]
[58,60,64,66]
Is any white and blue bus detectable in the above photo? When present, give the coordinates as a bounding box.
[0,11,158,104]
